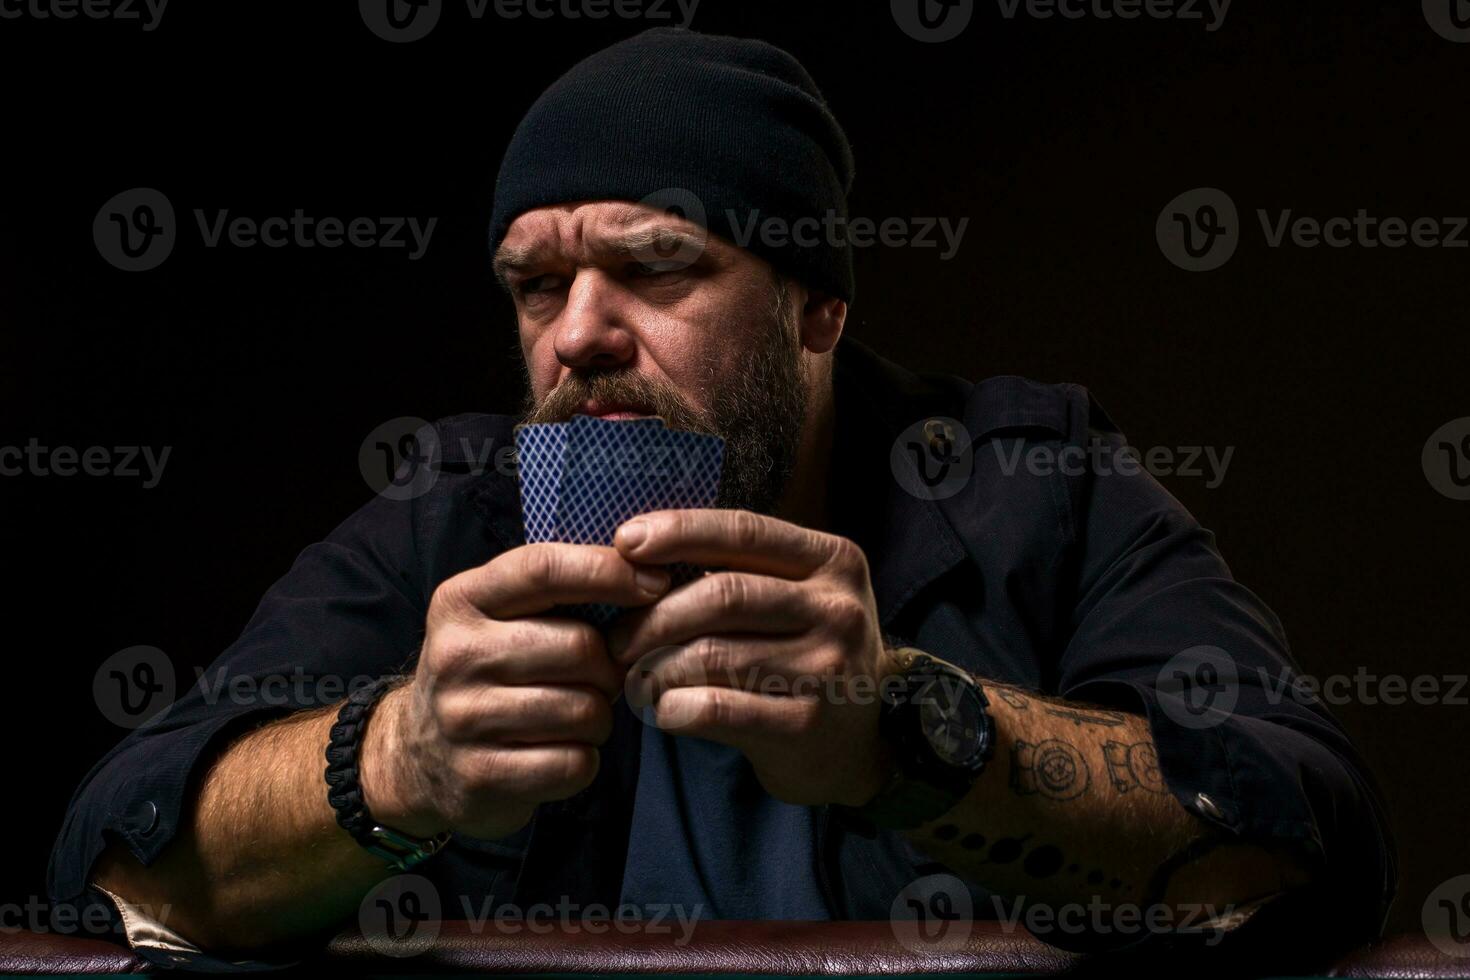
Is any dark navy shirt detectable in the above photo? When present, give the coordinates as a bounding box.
[48,338,1397,968]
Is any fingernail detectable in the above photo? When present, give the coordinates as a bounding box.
[635,567,669,595]
[619,520,648,551]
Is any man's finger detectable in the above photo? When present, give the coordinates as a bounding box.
[613,509,836,578]
[606,572,818,665]
[437,684,615,746]
[650,686,816,745]
[625,635,817,701]
[453,619,624,701]
[449,543,670,619]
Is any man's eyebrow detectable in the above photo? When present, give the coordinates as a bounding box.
[492,244,550,289]
[601,226,709,260]
[492,226,712,288]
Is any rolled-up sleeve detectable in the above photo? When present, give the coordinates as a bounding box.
[1052,394,1397,946]
[47,488,432,964]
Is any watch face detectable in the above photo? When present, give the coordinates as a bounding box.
[916,675,986,767]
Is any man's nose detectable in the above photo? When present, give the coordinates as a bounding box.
[552,269,637,372]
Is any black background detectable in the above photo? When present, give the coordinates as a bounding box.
[2,0,1465,942]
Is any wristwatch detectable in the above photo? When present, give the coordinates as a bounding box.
[836,648,995,833]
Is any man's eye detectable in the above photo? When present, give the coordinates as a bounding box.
[629,259,687,277]
[517,274,564,295]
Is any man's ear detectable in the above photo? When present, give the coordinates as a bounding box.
[798,288,848,355]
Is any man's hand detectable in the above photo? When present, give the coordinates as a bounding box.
[606,508,898,808]
[361,543,669,840]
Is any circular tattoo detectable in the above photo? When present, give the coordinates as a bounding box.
[1032,740,1089,801]
[1127,743,1167,794]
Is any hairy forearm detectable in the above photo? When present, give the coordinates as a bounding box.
[901,681,1313,928]
[93,694,405,954]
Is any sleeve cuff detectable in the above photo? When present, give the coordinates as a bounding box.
[91,882,301,973]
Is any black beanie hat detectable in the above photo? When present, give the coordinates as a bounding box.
[488,27,857,304]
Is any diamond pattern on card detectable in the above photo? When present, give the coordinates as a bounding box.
[513,422,568,543]
[512,415,725,626]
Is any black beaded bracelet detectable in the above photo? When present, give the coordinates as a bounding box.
[323,676,397,846]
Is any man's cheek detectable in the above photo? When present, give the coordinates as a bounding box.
[525,334,563,396]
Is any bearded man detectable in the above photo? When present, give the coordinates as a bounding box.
[51,26,1395,971]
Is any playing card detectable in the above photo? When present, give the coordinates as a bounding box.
[513,416,724,626]
[512,421,568,543]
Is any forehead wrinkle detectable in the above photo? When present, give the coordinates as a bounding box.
[495,201,731,285]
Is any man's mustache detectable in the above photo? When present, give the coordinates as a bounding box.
[525,371,710,434]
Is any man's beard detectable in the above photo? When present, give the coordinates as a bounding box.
[520,280,807,515]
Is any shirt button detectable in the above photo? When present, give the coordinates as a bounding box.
[924,420,956,459]
[135,800,159,836]
[1193,792,1224,821]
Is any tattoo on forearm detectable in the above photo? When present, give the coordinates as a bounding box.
[1044,706,1127,728]
[991,687,1030,710]
[1102,740,1167,794]
[927,824,1135,893]
[984,684,1129,730]
[1009,739,1090,801]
